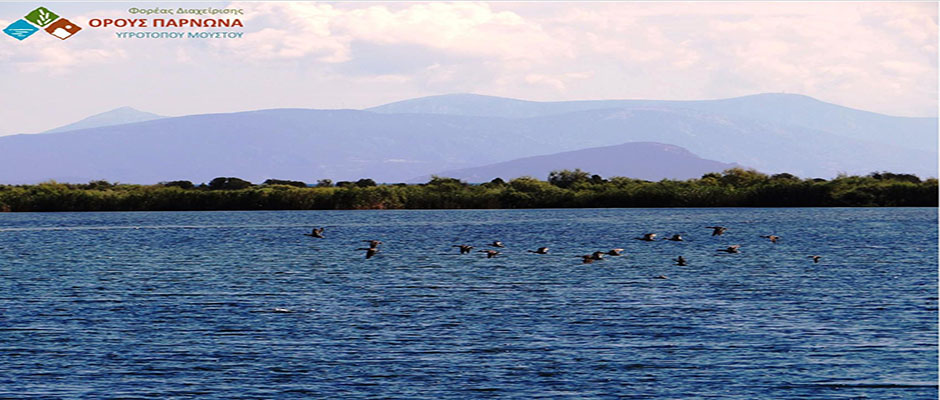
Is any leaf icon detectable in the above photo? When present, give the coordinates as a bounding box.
[37,9,51,25]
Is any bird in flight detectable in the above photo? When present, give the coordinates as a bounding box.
[527,247,549,254]
[479,249,500,258]
[356,247,379,259]
[760,235,781,243]
[304,227,325,238]
[453,244,474,254]
[706,226,727,236]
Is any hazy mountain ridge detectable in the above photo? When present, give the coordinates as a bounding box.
[370,93,938,153]
[43,107,165,134]
[416,142,742,183]
[0,93,935,184]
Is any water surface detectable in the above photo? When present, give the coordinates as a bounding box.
[0,208,936,398]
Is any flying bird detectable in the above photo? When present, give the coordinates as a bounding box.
[674,256,687,266]
[760,235,781,243]
[479,249,500,258]
[607,248,625,256]
[808,255,821,263]
[706,226,727,236]
[528,247,549,254]
[362,240,382,248]
[717,245,741,254]
[665,234,684,241]
[488,241,505,248]
[356,247,379,259]
[635,233,657,241]
[304,228,325,238]
[453,244,474,254]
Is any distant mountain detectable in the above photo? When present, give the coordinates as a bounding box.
[0,93,935,184]
[0,110,529,184]
[43,107,164,134]
[370,93,937,153]
[417,142,741,183]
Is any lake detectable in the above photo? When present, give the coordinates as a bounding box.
[0,208,936,399]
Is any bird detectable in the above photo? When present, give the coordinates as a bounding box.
[665,234,684,241]
[808,255,821,263]
[578,255,595,264]
[362,240,382,248]
[717,245,741,254]
[304,227,325,238]
[453,244,474,254]
[760,235,781,243]
[674,256,687,266]
[606,248,625,256]
[590,251,606,260]
[706,226,727,236]
[653,275,669,279]
[528,247,549,254]
[356,247,379,259]
[488,241,505,248]
[479,249,500,258]
[635,233,657,241]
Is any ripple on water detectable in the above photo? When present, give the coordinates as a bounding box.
[0,208,936,399]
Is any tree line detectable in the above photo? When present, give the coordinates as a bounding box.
[0,168,935,212]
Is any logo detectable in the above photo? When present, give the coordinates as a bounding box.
[4,6,81,40]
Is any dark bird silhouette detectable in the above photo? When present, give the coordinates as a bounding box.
[653,275,669,279]
[578,255,595,264]
[479,249,500,258]
[528,247,549,254]
[590,251,606,260]
[760,235,781,243]
[453,244,474,254]
[304,227,325,238]
[607,248,625,256]
[362,240,382,248]
[356,247,379,259]
[808,255,821,263]
[706,226,727,236]
[717,245,741,254]
[488,241,505,248]
[665,234,684,241]
[635,233,657,241]
[674,256,687,266]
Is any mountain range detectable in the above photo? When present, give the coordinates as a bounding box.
[419,142,741,183]
[43,107,165,134]
[0,93,935,184]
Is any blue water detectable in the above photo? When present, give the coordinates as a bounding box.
[0,208,936,399]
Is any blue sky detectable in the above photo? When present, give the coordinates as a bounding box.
[0,1,936,135]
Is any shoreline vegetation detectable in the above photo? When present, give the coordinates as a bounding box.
[0,169,935,212]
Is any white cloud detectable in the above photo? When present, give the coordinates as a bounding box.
[220,2,568,64]
[0,0,935,136]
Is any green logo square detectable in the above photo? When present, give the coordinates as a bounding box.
[24,7,58,27]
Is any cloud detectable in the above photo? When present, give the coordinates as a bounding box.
[0,0,935,130]
[220,2,568,64]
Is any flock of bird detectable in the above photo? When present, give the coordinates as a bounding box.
[303,226,823,270]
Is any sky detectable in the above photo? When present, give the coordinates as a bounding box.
[0,1,936,135]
